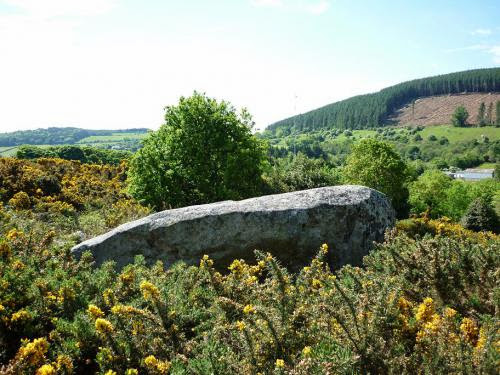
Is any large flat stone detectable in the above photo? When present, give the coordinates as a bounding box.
[71,185,395,271]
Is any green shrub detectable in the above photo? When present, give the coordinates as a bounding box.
[461,198,499,233]
[263,153,340,194]
[128,92,268,210]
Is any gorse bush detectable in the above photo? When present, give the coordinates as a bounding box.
[0,156,499,374]
[0,157,149,242]
[0,214,498,374]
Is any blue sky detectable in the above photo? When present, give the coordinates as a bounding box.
[0,0,499,132]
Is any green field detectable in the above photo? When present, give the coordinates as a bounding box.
[477,162,497,169]
[0,144,69,157]
[0,146,18,156]
[418,125,499,142]
[77,132,148,143]
[0,131,148,156]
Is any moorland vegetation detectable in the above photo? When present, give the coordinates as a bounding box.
[0,92,499,374]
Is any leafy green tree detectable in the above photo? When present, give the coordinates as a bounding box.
[476,102,486,126]
[409,170,452,218]
[495,163,500,181]
[409,171,499,220]
[451,106,469,127]
[461,198,499,233]
[128,92,268,210]
[343,139,410,217]
[441,180,472,221]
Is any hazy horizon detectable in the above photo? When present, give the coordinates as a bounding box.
[1,0,499,132]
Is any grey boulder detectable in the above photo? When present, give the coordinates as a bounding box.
[71,185,395,271]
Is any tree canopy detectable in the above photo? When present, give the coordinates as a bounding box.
[451,106,469,127]
[343,138,410,217]
[127,92,268,210]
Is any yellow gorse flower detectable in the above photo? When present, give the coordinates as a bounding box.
[243,304,256,314]
[200,254,214,268]
[17,337,49,366]
[320,243,328,254]
[302,346,312,357]
[56,354,73,372]
[443,307,457,320]
[144,355,171,374]
[397,296,412,316]
[416,313,441,342]
[87,304,104,319]
[275,358,285,368]
[245,276,258,285]
[415,297,435,323]
[228,259,245,275]
[6,228,24,241]
[95,318,114,334]
[112,304,136,315]
[144,355,158,367]
[460,318,479,345]
[140,280,160,300]
[475,327,487,350]
[103,288,115,306]
[11,309,31,323]
[311,279,323,289]
[119,270,135,284]
[236,321,246,331]
[36,364,56,375]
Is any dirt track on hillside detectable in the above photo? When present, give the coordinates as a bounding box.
[389,93,500,126]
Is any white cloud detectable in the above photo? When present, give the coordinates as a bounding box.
[471,28,492,36]
[445,43,500,65]
[251,0,330,15]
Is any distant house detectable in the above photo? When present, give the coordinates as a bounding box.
[444,168,494,181]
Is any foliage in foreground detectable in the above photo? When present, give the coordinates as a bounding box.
[0,215,498,374]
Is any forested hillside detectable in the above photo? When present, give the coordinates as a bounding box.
[0,127,149,147]
[267,67,500,134]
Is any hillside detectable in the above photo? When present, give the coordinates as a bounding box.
[267,67,500,134]
[0,127,149,147]
[0,127,150,156]
[391,93,500,126]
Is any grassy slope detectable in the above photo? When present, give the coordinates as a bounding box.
[76,132,149,143]
[418,125,499,142]
[269,125,499,148]
[0,131,148,156]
